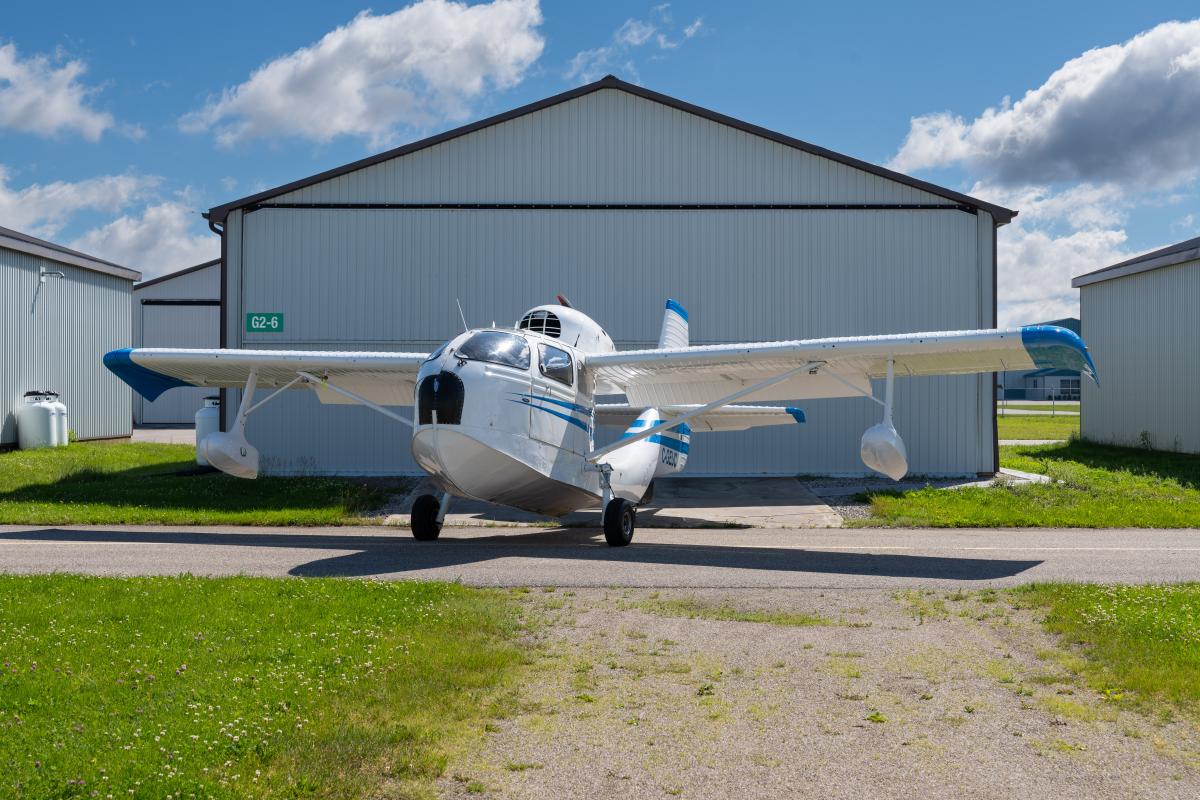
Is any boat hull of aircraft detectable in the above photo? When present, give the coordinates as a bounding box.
[411,424,599,517]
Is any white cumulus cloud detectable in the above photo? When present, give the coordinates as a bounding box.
[566,7,705,84]
[970,182,1137,326]
[0,166,158,238]
[70,201,218,278]
[180,0,545,148]
[0,42,135,140]
[889,20,1200,189]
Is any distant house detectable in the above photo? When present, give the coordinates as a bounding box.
[996,317,1081,400]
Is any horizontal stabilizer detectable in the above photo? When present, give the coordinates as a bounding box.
[596,403,804,432]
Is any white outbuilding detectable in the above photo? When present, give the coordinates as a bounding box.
[1,225,140,446]
[1072,237,1200,453]
[132,260,221,424]
[203,75,1016,477]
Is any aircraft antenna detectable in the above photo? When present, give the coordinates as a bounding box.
[455,298,469,332]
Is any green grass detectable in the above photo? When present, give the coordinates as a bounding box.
[860,440,1200,527]
[637,596,833,627]
[1012,583,1200,713]
[0,575,522,799]
[996,414,1079,440]
[0,441,403,525]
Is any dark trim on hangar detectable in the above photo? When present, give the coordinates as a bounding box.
[1072,234,1200,288]
[0,224,141,281]
[133,259,220,291]
[140,299,221,306]
[991,223,999,476]
[243,201,976,215]
[208,75,1016,225]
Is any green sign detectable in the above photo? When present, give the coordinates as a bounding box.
[246,312,284,333]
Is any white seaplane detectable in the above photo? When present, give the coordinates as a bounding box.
[104,298,1095,546]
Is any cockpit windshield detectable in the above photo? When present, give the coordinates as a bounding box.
[424,340,451,362]
[454,331,530,370]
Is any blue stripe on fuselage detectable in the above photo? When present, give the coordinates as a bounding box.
[508,398,591,432]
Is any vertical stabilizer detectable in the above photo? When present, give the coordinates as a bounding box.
[658,299,689,349]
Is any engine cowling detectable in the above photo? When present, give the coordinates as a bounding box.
[860,421,908,481]
[198,430,260,479]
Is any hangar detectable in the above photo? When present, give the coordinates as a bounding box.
[1073,236,1200,453]
[204,75,1015,477]
[132,260,221,425]
[1,225,140,446]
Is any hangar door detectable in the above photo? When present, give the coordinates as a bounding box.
[138,303,219,424]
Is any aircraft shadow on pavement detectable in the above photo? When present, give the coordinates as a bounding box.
[0,528,1041,582]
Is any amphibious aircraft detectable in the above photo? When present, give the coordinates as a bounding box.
[104,298,1095,546]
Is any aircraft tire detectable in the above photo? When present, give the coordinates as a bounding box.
[603,498,636,547]
[410,494,443,541]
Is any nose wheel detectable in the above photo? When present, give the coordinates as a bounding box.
[603,498,636,547]
[410,493,446,541]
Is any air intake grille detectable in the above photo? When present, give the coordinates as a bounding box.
[417,372,464,425]
[518,310,561,338]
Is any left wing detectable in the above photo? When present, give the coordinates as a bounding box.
[104,347,427,406]
[585,325,1096,406]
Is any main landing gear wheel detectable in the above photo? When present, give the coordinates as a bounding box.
[603,498,636,547]
[410,494,442,541]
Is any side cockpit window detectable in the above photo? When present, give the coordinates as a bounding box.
[455,331,530,371]
[539,343,573,386]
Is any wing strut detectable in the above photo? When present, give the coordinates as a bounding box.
[585,361,823,463]
[296,371,413,428]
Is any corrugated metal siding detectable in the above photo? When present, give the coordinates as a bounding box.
[133,263,221,424]
[272,89,949,206]
[229,207,991,476]
[1081,259,1200,453]
[1,245,133,444]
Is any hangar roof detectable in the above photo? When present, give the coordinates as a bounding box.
[0,224,140,281]
[206,75,1016,226]
[1073,235,1200,288]
[134,258,220,291]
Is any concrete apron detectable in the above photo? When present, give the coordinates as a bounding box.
[388,476,844,529]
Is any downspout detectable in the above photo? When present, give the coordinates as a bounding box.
[205,212,228,432]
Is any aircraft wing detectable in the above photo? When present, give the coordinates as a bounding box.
[585,325,1096,406]
[595,403,806,432]
[103,347,428,406]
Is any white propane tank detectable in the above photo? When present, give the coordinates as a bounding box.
[46,392,68,447]
[16,391,55,450]
[195,396,221,466]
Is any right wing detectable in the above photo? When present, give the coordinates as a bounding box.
[586,326,1096,406]
[103,348,428,407]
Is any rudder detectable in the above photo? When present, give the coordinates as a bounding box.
[658,299,689,349]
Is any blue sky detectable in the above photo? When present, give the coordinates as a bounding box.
[3,0,1199,324]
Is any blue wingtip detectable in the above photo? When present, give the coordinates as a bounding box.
[665,298,688,322]
[103,348,195,401]
[786,407,806,424]
[1020,325,1099,385]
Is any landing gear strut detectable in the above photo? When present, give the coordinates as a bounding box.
[603,498,636,547]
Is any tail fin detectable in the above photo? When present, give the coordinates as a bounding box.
[658,299,689,349]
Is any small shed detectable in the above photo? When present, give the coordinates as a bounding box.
[1072,237,1200,453]
[132,259,221,424]
[1,225,140,445]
